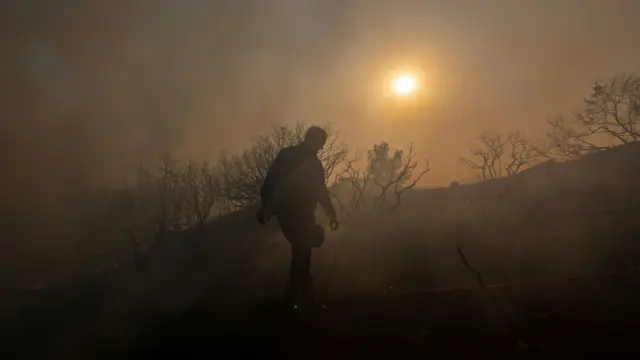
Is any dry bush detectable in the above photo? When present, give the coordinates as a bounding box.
[181,161,219,230]
[114,154,219,268]
[461,131,543,180]
[330,142,430,224]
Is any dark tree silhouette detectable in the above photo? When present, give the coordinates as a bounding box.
[182,161,218,231]
[331,142,429,220]
[544,73,640,159]
[461,131,541,180]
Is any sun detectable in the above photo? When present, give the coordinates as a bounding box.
[391,73,417,96]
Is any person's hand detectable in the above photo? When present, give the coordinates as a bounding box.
[256,207,270,225]
[329,218,340,231]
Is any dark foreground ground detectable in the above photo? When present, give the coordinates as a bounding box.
[3,144,640,359]
[4,270,640,359]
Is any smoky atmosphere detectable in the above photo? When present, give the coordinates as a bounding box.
[2,1,640,358]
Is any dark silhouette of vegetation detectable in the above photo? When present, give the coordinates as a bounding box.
[461,131,542,180]
[114,154,220,265]
[543,73,640,159]
[331,141,429,222]
[461,73,640,180]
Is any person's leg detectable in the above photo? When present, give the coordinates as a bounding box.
[291,241,313,307]
[278,215,315,308]
[283,264,298,308]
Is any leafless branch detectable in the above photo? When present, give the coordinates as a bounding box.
[462,131,543,180]
[461,132,506,180]
[579,73,640,143]
[457,247,486,289]
[504,131,543,176]
[541,115,603,160]
[182,161,218,230]
[372,142,430,214]
[331,151,373,214]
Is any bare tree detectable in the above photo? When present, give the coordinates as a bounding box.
[154,153,186,232]
[182,161,218,230]
[504,131,543,176]
[318,124,349,183]
[216,122,348,210]
[330,142,429,220]
[372,142,430,213]
[114,154,223,268]
[330,151,374,218]
[460,132,506,180]
[541,115,596,160]
[581,73,640,143]
[462,131,541,180]
[543,73,640,159]
[116,155,181,267]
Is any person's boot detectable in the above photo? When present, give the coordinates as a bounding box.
[282,279,299,312]
[299,276,328,314]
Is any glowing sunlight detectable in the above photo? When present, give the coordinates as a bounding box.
[391,73,417,96]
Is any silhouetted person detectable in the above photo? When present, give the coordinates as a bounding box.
[257,126,339,311]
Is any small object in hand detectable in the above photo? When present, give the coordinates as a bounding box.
[330,219,340,231]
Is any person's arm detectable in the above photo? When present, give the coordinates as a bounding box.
[312,158,337,221]
[260,150,288,212]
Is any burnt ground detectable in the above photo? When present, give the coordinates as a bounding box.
[3,270,640,359]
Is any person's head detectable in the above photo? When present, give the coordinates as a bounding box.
[302,126,328,153]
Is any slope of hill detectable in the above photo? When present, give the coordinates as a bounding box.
[3,143,640,358]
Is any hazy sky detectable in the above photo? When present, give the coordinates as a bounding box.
[2,0,640,204]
